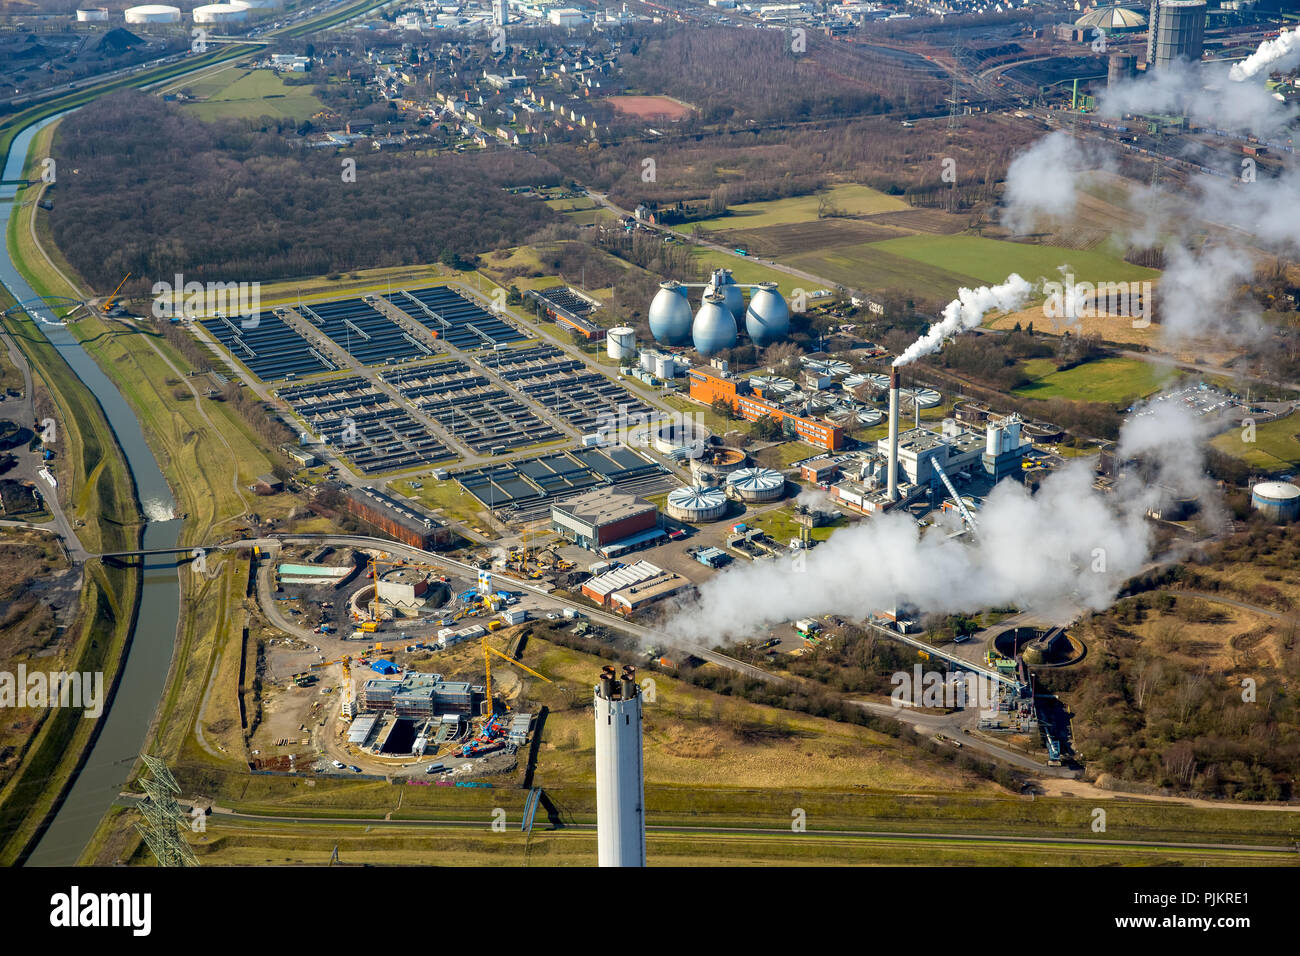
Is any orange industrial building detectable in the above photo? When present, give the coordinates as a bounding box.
[687,367,845,451]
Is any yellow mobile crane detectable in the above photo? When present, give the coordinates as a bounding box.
[310,656,355,718]
[483,642,552,716]
[102,273,131,314]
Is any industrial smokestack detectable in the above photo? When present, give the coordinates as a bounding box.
[887,366,900,503]
[594,667,645,867]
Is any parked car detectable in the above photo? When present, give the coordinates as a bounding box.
[331,760,345,769]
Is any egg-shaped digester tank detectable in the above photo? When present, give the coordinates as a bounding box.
[692,293,738,356]
[745,282,790,347]
[649,281,692,346]
[704,269,746,323]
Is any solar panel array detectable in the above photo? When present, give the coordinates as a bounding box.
[387,286,526,350]
[297,297,435,366]
[381,360,562,454]
[199,313,336,381]
[278,376,454,474]
[533,286,596,316]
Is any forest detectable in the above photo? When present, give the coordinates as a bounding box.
[48,92,563,292]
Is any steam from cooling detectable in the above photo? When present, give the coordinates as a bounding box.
[1230,27,1300,82]
[665,398,1215,646]
[1001,132,1111,236]
[892,274,1032,367]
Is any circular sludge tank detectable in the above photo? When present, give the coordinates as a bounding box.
[649,281,692,346]
[667,484,729,523]
[745,282,790,347]
[807,391,835,411]
[690,445,747,484]
[193,1,249,22]
[653,420,710,456]
[726,466,786,503]
[1022,419,1065,443]
[704,269,745,323]
[844,372,888,393]
[749,374,795,398]
[76,7,110,20]
[1251,481,1300,522]
[901,386,942,409]
[953,400,991,426]
[607,325,636,361]
[125,3,182,22]
[692,293,737,356]
[856,407,884,426]
[802,357,852,378]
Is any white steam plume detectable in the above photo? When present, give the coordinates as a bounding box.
[1098,58,1295,137]
[893,274,1032,367]
[1230,28,1300,82]
[1000,132,1110,235]
[664,398,1214,646]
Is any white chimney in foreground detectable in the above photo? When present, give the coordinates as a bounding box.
[595,664,645,867]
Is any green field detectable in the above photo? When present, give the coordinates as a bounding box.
[871,235,1160,288]
[1014,357,1171,404]
[1212,413,1300,471]
[182,69,324,123]
[681,184,910,232]
[785,241,982,299]
[688,247,806,298]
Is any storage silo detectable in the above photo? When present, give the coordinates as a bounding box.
[649,281,692,346]
[726,466,785,503]
[607,325,636,361]
[1108,52,1138,87]
[704,269,745,323]
[76,7,110,21]
[124,4,182,22]
[692,293,737,356]
[666,484,728,522]
[193,2,249,25]
[745,282,790,347]
[1147,0,1206,69]
[1251,481,1300,522]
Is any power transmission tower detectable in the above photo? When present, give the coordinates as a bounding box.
[134,753,199,867]
[948,42,962,132]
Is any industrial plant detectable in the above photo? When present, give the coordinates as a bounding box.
[649,270,793,357]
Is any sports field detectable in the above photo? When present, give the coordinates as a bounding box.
[182,68,324,123]
[1014,357,1171,404]
[871,235,1160,288]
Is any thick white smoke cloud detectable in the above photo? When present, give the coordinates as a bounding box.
[893,273,1032,367]
[664,398,1214,645]
[1000,132,1112,236]
[1156,243,1262,345]
[1230,27,1300,82]
[1098,58,1295,137]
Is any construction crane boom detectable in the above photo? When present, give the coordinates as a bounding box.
[103,272,131,313]
[484,641,552,715]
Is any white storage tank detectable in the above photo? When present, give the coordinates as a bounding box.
[124,4,182,22]
[193,1,249,24]
[1251,481,1300,522]
[745,282,790,347]
[726,466,786,503]
[652,351,677,379]
[76,7,110,21]
[607,326,636,361]
[649,281,692,346]
[666,484,728,522]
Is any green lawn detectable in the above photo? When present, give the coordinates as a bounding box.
[871,235,1160,287]
[1014,357,1171,404]
[680,185,909,232]
[1212,414,1300,471]
[784,242,982,298]
[183,69,324,123]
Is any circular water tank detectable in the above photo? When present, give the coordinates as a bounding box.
[692,293,737,356]
[856,407,884,426]
[649,281,692,346]
[704,269,745,323]
[808,391,835,411]
[1251,481,1300,522]
[193,2,249,24]
[745,282,790,347]
[902,386,942,409]
[76,7,110,20]
[125,3,181,22]
[667,484,728,523]
[607,325,636,361]
[654,420,710,456]
[802,357,852,377]
[726,466,785,503]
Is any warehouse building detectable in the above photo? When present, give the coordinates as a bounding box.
[525,287,604,340]
[582,560,690,614]
[342,485,455,551]
[552,489,662,553]
[358,672,481,717]
[687,367,844,451]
